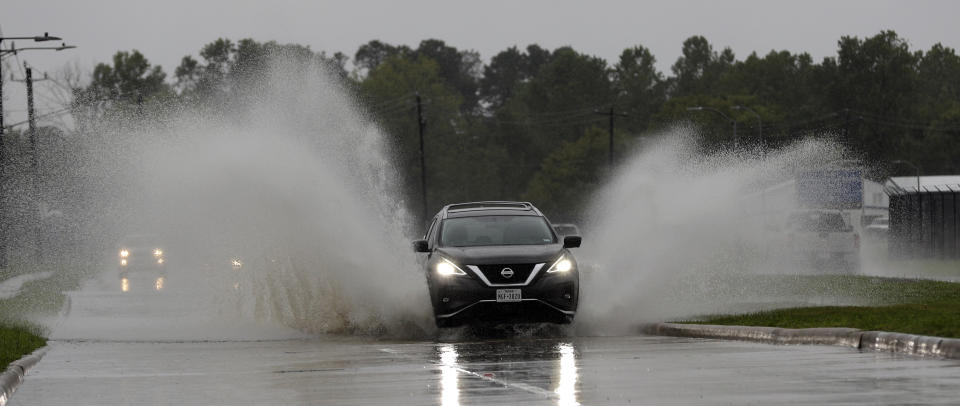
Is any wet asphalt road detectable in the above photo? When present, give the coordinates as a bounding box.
[12,331,960,404]
[10,279,960,405]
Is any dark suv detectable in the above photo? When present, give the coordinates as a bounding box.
[413,202,581,327]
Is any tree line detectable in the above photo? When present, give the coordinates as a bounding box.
[60,31,960,220]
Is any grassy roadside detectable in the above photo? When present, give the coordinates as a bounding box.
[689,276,960,338]
[0,323,46,370]
[0,266,87,369]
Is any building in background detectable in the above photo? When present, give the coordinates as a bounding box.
[885,176,960,259]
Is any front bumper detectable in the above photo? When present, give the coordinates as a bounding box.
[428,270,578,327]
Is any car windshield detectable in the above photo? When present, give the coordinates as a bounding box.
[789,212,849,232]
[440,216,556,247]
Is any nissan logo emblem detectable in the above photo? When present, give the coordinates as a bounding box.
[501,268,515,278]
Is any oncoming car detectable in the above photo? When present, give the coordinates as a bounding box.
[413,202,582,327]
[117,234,167,292]
[785,210,860,273]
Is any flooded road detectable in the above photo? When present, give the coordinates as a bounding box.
[10,275,960,405]
[12,331,960,404]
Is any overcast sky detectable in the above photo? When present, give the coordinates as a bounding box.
[3,0,959,127]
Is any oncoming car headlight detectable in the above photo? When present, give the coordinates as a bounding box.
[153,249,163,258]
[547,255,574,273]
[436,258,466,276]
[120,249,129,258]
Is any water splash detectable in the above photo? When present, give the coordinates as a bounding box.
[51,53,434,340]
[576,128,854,334]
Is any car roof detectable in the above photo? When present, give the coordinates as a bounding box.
[440,201,544,219]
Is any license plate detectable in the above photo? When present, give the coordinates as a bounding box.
[496,289,521,302]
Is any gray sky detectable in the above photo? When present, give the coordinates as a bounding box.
[3,0,959,127]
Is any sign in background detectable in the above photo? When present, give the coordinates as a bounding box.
[797,169,863,209]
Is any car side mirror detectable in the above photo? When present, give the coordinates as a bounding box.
[412,239,430,253]
[563,235,581,248]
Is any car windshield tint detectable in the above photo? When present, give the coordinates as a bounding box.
[789,213,848,232]
[440,216,556,247]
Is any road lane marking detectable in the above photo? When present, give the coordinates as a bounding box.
[378,347,556,400]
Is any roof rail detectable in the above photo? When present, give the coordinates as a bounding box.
[440,201,545,217]
[447,201,532,211]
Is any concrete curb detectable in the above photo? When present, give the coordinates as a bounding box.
[0,347,47,406]
[641,323,960,360]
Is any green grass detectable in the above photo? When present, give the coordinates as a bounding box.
[0,323,46,369]
[689,276,960,338]
[0,265,89,369]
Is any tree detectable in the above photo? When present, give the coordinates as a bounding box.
[480,44,556,111]
[832,31,921,161]
[85,50,169,101]
[174,38,349,108]
[414,39,482,112]
[669,36,734,97]
[523,126,624,219]
[354,40,412,74]
[360,54,469,215]
[612,45,666,134]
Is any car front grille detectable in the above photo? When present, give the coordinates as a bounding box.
[474,263,537,284]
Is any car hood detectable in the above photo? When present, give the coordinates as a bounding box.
[436,244,563,265]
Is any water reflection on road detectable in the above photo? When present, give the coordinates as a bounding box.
[12,333,960,405]
[435,339,580,406]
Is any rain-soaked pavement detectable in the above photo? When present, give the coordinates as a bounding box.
[10,277,960,405]
[11,334,960,405]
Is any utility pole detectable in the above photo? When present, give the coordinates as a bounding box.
[416,93,427,222]
[595,107,628,170]
[0,32,71,267]
[25,65,42,258]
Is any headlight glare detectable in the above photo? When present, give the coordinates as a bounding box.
[153,249,163,257]
[120,249,129,258]
[547,256,574,273]
[436,258,466,276]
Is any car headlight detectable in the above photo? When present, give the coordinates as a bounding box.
[120,249,129,258]
[120,259,128,266]
[547,255,574,273]
[436,258,467,276]
[153,249,163,258]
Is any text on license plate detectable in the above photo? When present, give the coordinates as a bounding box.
[496,289,521,302]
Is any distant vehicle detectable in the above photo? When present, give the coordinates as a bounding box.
[116,234,167,292]
[785,210,860,273]
[864,217,889,240]
[553,223,581,238]
[413,201,581,327]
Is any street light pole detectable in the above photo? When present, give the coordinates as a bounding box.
[0,33,63,138]
[0,33,69,266]
[687,106,738,147]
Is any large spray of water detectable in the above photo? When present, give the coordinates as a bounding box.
[576,130,854,334]
[34,52,872,341]
[50,54,434,340]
